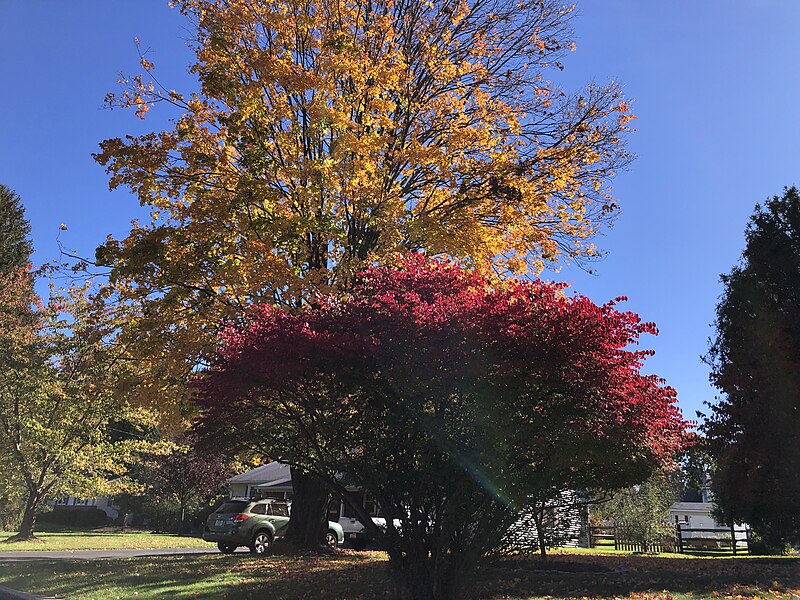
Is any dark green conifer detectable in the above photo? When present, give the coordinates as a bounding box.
[704,186,800,553]
[0,184,34,273]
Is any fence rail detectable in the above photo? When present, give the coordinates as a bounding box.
[588,524,750,555]
[676,524,750,554]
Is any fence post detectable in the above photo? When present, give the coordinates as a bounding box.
[730,522,737,555]
[676,523,683,554]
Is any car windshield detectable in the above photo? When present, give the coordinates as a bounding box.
[215,501,249,514]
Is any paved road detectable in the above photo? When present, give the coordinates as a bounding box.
[0,547,219,562]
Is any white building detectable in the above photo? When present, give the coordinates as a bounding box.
[48,496,120,520]
[668,491,748,550]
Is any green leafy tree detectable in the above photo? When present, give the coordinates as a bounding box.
[675,442,713,502]
[611,476,678,553]
[704,186,800,553]
[0,184,33,274]
[0,270,160,541]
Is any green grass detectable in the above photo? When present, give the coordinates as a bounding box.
[0,530,215,551]
[0,551,798,599]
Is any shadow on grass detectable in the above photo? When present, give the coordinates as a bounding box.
[0,552,392,600]
[478,553,800,599]
[1,551,798,599]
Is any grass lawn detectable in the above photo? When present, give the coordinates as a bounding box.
[0,530,215,551]
[0,550,798,599]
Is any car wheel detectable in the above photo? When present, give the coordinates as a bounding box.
[250,531,272,555]
[325,530,338,548]
[217,542,237,554]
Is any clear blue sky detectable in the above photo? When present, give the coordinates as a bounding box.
[2,1,799,421]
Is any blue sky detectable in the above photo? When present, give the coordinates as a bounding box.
[2,1,799,421]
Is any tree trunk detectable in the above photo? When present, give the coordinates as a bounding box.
[388,548,465,600]
[178,499,187,535]
[6,491,40,542]
[283,468,329,549]
[533,508,547,558]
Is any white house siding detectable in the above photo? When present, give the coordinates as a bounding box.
[48,496,119,519]
[668,501,720,529]
[501,491,589,551]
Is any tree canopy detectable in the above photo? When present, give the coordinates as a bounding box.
[93,0,633,417]
[197,255,688,600]
[0,268,160,540]
[704,186,800,552]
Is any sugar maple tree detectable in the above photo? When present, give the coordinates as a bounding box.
[197,255,688,600]
[94,0,633,547]
[94,0,633,405]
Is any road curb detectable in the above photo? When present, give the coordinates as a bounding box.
[0,584,44,600]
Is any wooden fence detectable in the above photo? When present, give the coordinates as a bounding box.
[676,524,750,554]
[588,524,750,554]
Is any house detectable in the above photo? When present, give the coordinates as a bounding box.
[668,488,748,549]
[227,461,294,500]
[668,486,715,528]
[47,496,120,520]
[668,501,719,529]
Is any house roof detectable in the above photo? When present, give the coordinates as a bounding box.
[669,501,714,514]
[227,461,292,486]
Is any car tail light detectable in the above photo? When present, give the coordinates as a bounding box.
[232,513,251,523]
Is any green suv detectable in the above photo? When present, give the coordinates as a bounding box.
[203,499,345,554]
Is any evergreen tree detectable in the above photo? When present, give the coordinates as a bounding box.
[704,186,800,553]
[0,185,33,273]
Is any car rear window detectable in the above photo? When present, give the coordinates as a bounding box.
[215,501,249,514]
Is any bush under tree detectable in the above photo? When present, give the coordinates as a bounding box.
[197,256,689,600]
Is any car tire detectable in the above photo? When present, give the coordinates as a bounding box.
[217,542,237,554]
[325,530,338,548]
[250,531,272,555]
